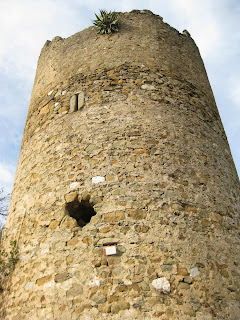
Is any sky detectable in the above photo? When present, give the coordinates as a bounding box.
[0,0,239,221]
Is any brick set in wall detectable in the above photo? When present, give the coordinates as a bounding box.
[1,10,239,320]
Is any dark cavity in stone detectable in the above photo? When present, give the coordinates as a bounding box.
[65,198,96,227]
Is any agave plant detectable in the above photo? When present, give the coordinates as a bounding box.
[93,10,120,35]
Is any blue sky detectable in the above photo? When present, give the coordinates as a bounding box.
[0,0,239,219]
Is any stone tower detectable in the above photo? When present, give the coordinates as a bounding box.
[1,10,240,320]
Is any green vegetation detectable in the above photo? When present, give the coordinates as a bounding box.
[93,10,120,35]
[0,239,19,292]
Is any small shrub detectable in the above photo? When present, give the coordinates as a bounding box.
[0,239,19,292]
[93,9,120,35]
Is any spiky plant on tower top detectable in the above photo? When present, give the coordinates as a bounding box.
[93,9,120,35]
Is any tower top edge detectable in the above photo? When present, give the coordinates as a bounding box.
[30,8,205,108]
[41,9,191,53]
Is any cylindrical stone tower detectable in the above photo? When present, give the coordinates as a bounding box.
[1,10,240,320]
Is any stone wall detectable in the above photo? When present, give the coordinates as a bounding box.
[1,10,240,320]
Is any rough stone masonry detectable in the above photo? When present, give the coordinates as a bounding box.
[1,10,240,320]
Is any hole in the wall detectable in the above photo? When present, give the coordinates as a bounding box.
[65,197,96,227]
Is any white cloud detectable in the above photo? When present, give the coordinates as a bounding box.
[0,163,14,186]
[165,0,221,58]
[231,84,240,108]
[0,0,89,82]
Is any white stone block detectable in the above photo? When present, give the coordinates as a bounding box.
[70,182,81,189]
[141,84,156,90]
[151,277,170,293]
[105,246,117,256]
[40,248,49,254]
[89,276,100,287]
[43,280,55,288]
[190,267,199,277]
[24,282,34,290]
[92,176,105,184]
[22,254,30,261]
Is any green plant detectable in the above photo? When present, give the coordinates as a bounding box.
[93,10,120,35]
[0,239,19,292]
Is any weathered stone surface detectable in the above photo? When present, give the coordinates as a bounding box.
[77,91,85,110]
[177,265,189,276]
[103,211,125,222]
[48,219,60,229]
[183,276,192,284]
[54,272,72,283]
[66,284,82,297]
[128,209,147,220]
[141,84,156,90]
[90,294,107,304]
[98,303,111,313]
[133,148,149,155]
[69,94,78,112]
[86,144,99,153]
[178,282,190,290]
[39,104,49,116]
[60,216,78,228]
[36,275,52,286]
[111,301,130,313]
[1,9,240,320]
[185,306,196,317]
[67,237,78,246]
[65,191,78,203]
